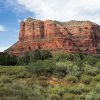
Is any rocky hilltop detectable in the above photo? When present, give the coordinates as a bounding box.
[6,17,100,55]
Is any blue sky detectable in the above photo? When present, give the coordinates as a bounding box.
[0,0,33,51]
[0,0,100,51]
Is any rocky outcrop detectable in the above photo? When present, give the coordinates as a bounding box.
[6,18,100,55]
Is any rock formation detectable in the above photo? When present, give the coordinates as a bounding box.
[6,18,100,55]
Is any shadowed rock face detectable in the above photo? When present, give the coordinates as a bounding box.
[6,18,100,55]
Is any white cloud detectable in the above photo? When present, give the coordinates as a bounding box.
[0,47,8,52]
[0,25,6,32]
[16,0,100,24]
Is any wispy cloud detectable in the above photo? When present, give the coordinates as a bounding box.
[0,25,6,32]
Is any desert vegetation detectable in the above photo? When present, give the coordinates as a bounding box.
[0,50,100,100]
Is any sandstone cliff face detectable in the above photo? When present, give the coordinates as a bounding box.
[6,18,100,55]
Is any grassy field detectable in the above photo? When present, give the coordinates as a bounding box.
[0,64,100,100]
[0,51,100,100]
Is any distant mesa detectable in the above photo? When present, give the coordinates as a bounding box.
[5,17,100,55]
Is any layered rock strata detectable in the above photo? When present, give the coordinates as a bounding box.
[6,18,100,55]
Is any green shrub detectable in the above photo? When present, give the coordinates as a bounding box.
[27,60,55,76]
[29,49,52,62]
[95,62,100,69]
[63,93,76,100]
[86,91,100,100]
[17,49,52,65]
[55,62,68,78]
[64,86,85,95]
[81,75,92,84]
[27,61,45,76]
[49,94,60,100]
[84,55,98,66]
[66,64,84,77]
[17,52,30,65]
[95,83,100,93]
[0,52,17,65]
[54,61,84,78]
[93,74,100,82]
[64,75,78,83]
[53,52,68,61]
[79,94,86,100]
[48,85,63,94]
[73,52,84,62]
[84,66,99,76]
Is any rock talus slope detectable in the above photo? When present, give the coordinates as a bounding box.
[6,18,100,55]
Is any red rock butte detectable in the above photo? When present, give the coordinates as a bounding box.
[6,17,100,55]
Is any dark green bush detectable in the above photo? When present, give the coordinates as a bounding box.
[29,49,52,61]
[0,52,17,65]
[17,52,30,65]
[17,49,52,65]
